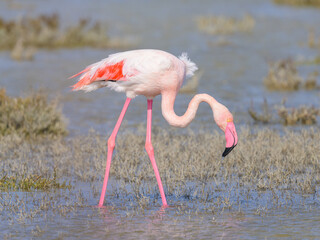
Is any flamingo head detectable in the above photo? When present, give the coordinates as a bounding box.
[215,109,238,158]
[222,119,238,157]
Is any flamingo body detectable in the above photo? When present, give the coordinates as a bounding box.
[70,49,238,207]
[71,49,197,99]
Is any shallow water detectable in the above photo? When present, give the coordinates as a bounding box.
[1,181,319,239]
[1,0,320,239]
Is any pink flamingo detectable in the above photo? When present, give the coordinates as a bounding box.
[70,49,238,207]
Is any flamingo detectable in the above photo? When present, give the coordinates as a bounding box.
[70,49,238,207]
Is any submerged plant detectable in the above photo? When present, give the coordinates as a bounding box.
[0,88,67,138]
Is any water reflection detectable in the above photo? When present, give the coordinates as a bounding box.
[149,205,167,222]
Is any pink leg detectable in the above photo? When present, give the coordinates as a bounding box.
[99,97,131,207]
[145,99,168,206]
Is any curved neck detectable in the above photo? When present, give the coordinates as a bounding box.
[161,92,221,128]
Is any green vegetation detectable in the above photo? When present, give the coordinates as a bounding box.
[196,14,255,35]
[273,0,320,7]
[0,14,130,60]
[0,174,71,191]
[0,89,67,138]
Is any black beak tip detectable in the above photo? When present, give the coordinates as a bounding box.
[222,144,236,157]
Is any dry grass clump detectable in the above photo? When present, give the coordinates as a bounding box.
[196,14,255,35]
[264,59,303,91]
[248,99,273,124]
[249,100,320,125]
[277,105,320,125]
[273,0,320,7]
[0,14,130,61]
[304,71,319,89]
[0,89,67,138]
[264,59,319,91]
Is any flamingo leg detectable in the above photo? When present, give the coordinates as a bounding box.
[99,97,131,207]
[145,99,168,206]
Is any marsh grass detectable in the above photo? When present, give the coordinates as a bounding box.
[248,99,273,124]
[0,87,319,220]
[196,14,255,35]
[0,14,130,60]
[1,127,319,197]
[249,99,320,125]
[273,0,320,7]
[0,88,67,138]
[264,59,319,91]
[304,71,319,89]
[0,174,71,191]
[1,127,319,235]
[277,105,320,125]
[264,59,302,91]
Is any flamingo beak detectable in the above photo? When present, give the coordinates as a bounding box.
[222,121,238,157]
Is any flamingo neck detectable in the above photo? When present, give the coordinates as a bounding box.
[161,92,222,128]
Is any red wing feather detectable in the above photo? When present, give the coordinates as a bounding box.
[71,60,125,90]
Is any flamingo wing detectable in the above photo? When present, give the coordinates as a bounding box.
[70,59,126,91]
[70,50,174,93]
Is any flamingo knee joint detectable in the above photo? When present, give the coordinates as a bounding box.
[145,142,154,155]
[107,137,116,150]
